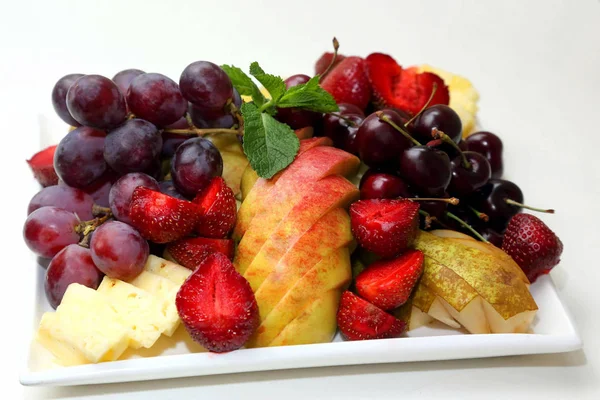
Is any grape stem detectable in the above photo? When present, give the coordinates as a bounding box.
[75,212,112,248]
[376,112,422,146]
[505,198,555,214]
[432,128,471,169]
[163,127,240,136]
[319,37,340,82]
[468,206,490,222]
[445,211,490,243]
[404,82,438,127]
[227,100,244,132]
[407,197,460,205]
[92,204,111,217]
[418,209,434,229]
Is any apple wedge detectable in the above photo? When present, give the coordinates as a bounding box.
[234,140,354,241]
[239,177,357,283]
[247,246,351,347]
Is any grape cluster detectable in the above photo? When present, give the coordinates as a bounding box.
[25,62,238,308]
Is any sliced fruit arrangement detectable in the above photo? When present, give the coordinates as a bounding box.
[24,37,564,364]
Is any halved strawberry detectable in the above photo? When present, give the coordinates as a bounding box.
[166,237,235,270]
[176,252,259,352]
[336,291,406,341]
[365,53,449,115]
[314,52,346,76]
[129,187,202,243]
[193,177,237,238]
[27,145,59,187]
[355,250,424,310]
[350,199,420,259]
[320,56,371,111]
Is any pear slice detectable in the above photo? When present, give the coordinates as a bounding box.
[429,229,477,241]
[413,231,538,334]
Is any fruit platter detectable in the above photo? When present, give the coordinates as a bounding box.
[20,39,581,386]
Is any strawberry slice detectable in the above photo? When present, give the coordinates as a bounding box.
[166,237,235,270]
[314,52,346,76]
[355,249,424,310]
[129,187,202,243]
[176,252,259,352]
[350,199,420,259]
[27,145,59,187]
[502,213,563,283]
[320,56,371,111]
[366,53,449,115]
[336,291,406,341]
[193,177,237,238]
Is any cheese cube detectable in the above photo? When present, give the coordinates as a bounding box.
[129,271,181,336]
[145,255,191,286]
[97,277,167,349]
[39,284,129,363]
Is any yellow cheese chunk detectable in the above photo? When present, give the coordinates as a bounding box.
[39,284,129,363]
[144,255,191,286]
[129,271,180,336]
[97,277,168,349]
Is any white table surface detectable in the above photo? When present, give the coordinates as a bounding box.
[2,0,599,398]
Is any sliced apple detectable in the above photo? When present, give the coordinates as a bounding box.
[247,246,351,347]
[234,141,354,241]
[238,175,358,278]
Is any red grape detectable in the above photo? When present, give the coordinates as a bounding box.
[45,244,103,309]
[78,169,118,207]
[103,119,162,174]
[66,75,127,129]
[179,61,233,112]
[189,104,235,129]
[51,73,84,126]
[161,132,189,158]
[127,73,187,127]
[171,137,223,197]
[112,69,145,96]
[158,180,189,200]
[23,207,80,258]
[28,185,94,220]
[109,173,159,225]
[54,126,107,188]
[90,221,148,281]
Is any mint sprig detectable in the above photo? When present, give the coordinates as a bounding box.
[221,62,339,179]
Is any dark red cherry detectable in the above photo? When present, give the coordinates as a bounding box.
[464,131,504,178]
[448,151,492,197]
[399,146,451,195]
[359,172,412,200]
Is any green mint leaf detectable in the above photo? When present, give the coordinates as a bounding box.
[221,64,266,108]
[277,76,339,113]
[249,62,286,105]
[241,102,300,179]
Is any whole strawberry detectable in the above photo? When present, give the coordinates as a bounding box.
[350,199,420,259]
[502,213,563,283]
[320,56,371,111]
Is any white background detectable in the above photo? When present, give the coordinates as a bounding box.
[1,0,599,398]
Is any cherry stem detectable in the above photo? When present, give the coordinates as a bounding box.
[163,127,240,136]
[319,37,340,82]
[468,206,489,222]
[432,128,471,169]
[328,112,357,127]
[376,112,422,146]
[505,198,555,214]
[445,211,489,243]
[404,82,438,127]
[418,209,434,229]
[407,197,460,205]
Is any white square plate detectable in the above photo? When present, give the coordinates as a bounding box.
[19,117,582,387]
